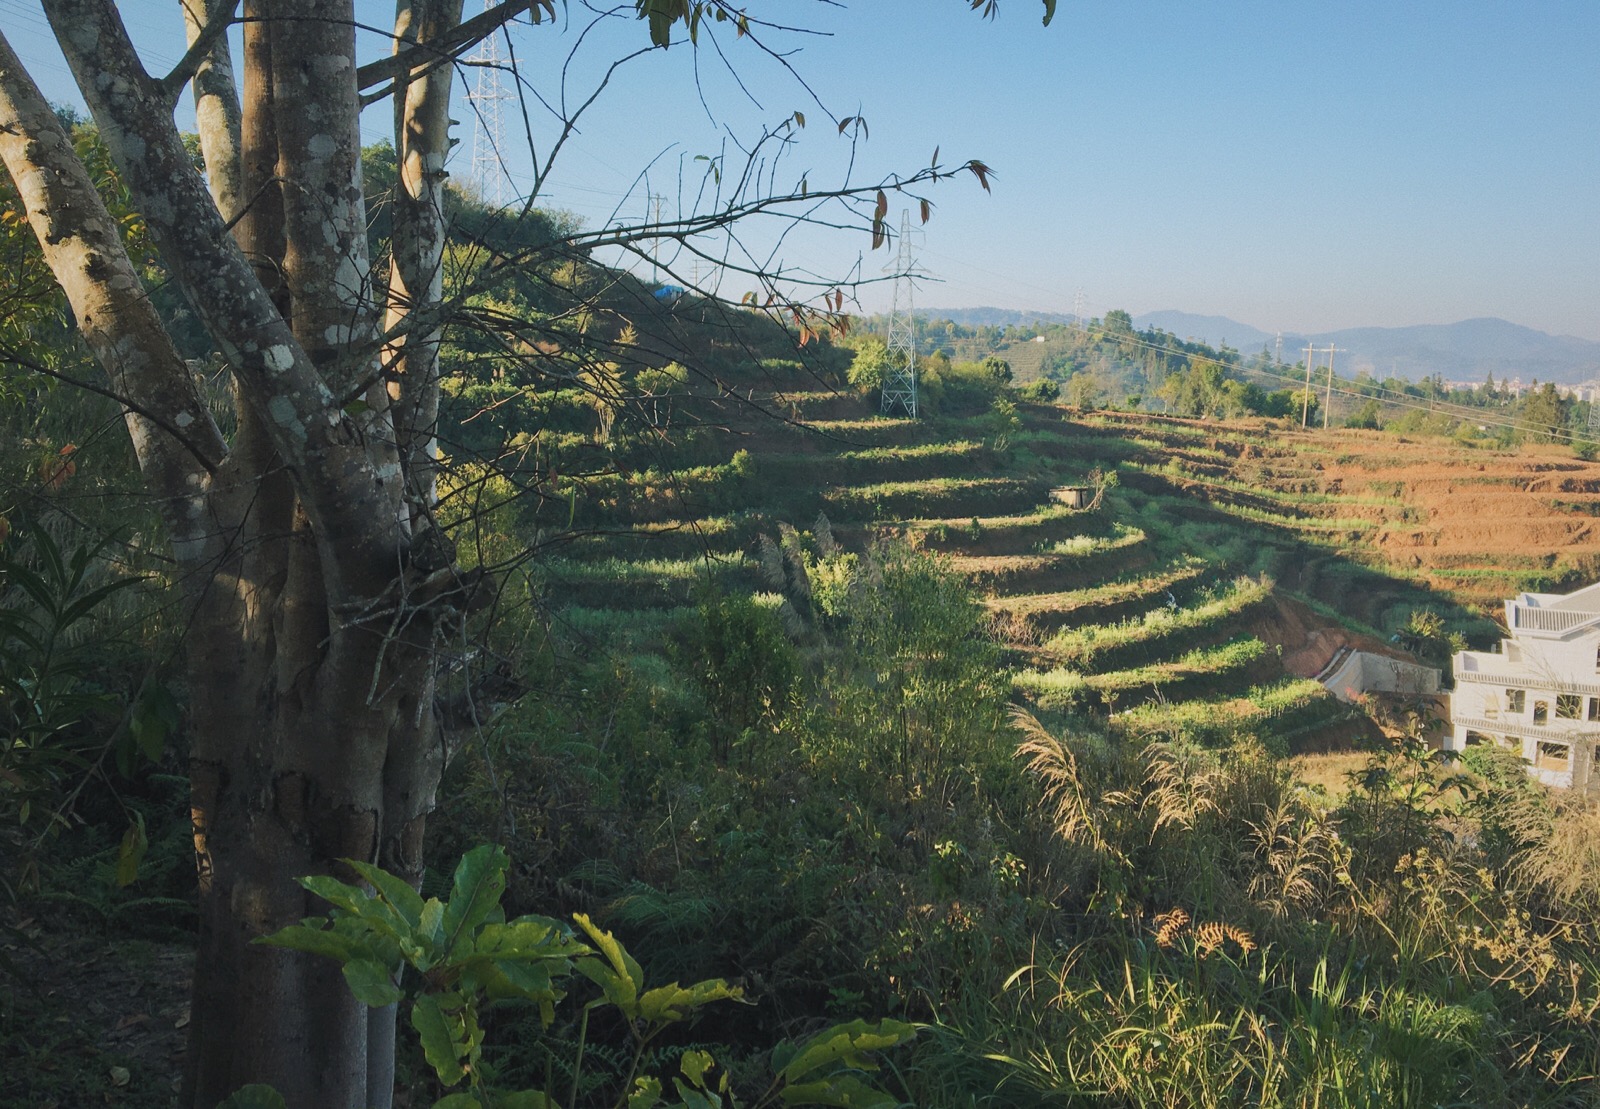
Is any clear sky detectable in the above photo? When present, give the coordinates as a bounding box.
[4,1,1597,339]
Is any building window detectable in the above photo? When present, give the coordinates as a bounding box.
[1507,689,1525,714]
[1464,731,1489,746]
[1533,701,1549,725]
[1589,697,1600,722]
[1536,741,1571,771]
[1557,694,1581,719]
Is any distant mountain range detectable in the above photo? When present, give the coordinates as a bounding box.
[918,307,1600,385]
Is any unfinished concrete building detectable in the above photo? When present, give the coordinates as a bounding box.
[1448,582,1600,792]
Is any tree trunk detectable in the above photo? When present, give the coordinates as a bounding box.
[2,1,478,1104]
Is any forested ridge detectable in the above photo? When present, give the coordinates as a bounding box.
[4,4,1600,1108]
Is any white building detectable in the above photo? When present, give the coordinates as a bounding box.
[1448,583,1600,791]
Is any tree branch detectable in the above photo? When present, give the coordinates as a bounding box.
[356,0,537,94]
[159,0,241,104]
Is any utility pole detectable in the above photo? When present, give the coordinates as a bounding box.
[1301,344,1317,427]
[1073,288,1086,331]
[1322,345,1344,429]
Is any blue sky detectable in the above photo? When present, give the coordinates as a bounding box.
[4,1,1596,339]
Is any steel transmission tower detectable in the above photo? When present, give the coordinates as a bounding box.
[467,1,510,206]
[880,211,922,419]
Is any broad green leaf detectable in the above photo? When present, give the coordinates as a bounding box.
[442,844,509,952]
[780,1020,918,1083]
[680,1048,715,1088]
[477,918,572,958]
[216,1086,289,1109]
[420,897,447,944]
[637,978,741,1023]
[575,957,633,1016]
[342,958,403,1007]
[299,873,381,918]
[572,914,642,1016]
[481,958,560,1002]
[496,1091,560,1109]
[412,993,467,1085]
[256,923,360,963]
[779,1076,896,1108]
[432,1095,482,1109]
[628,1076,662,1109]
[671,1078,721,1109]
[129,680,178,763]
[346,860,426,929]
[301,873,409,939]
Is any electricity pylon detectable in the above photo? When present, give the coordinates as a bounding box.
[467,1,510,206]
[881,211,923,419]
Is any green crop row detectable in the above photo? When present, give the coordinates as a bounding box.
[1043,575,1275,672]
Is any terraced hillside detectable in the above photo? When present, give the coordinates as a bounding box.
[1074,410,1600,621]
[546,383,1551,754]
[529,364,1600,761]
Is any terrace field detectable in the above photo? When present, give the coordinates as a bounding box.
[541,378,1600,759]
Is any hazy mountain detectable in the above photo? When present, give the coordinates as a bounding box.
[1131,311,1277,353]
[1132,313,1600,384]
[916,307,1600,384]
[919,306,1078,329]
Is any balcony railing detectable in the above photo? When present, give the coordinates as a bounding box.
[1451,716,1596,743]
[1453,670,1600,697]
[1508,604,1596,633]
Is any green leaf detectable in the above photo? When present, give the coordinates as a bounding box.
[479,958,560,1002]
[346,860,426,929]
[342,958,403,1007]
[299,873,381,918]
[680,1048,715,1089]
[572,914,643,1016]
[628,1076,662,1109]
[442,844,509,952]
[431,1095,482,1109]
[114,812,147,888]
[412,993,467,1085]
[300,873,409,940]
[1042,0,1056,26]
[780,1020,918,1083]
[129,680,178,764]
[496,1091,560,1109]
[216,1086,289,1109]
[420,897,447,945]
[637,978,741,1024]
[256,922,360,963]
[477,917,572,958]
[779,1076,896,1108]
[672,1078,721,1109]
